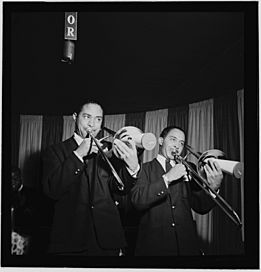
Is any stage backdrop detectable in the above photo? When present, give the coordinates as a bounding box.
[12,89,244,255]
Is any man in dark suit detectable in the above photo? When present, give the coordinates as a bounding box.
[42,101,140,256]
[131,126,223,256]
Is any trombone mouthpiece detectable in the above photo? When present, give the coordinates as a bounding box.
[171,150,179,156]
[85,128,92,138]
[86,128,93,134]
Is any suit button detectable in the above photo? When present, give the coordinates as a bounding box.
[161,191,164,194]
[74,168,80,174]
[172,205,175,209]
[91,206,94,209]
[171,223,175,227]
[157,193,161,196]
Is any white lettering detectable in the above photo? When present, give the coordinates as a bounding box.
[67,27,75,37]
[67,15,75,25]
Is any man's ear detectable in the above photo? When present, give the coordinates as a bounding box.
[158,137,163,146]
[72,112,77,121]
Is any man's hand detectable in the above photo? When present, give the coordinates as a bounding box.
[204,159,223,191]
[165,163,187,184]
[75,138,102,158]
[113,138,139,172]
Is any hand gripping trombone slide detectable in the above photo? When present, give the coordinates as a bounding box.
[87,129,125,191]
[171,146,242,228]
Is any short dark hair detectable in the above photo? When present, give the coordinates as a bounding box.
[160,126,186,139]
[74,101,105,132]
[74,101,104,116]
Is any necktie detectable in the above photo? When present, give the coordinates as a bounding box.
[165,159,172,172]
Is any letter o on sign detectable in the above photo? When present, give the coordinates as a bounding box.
[67,15,75,25]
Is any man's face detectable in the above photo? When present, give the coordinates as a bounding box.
[159,128,185,160]
[74,103,103,138]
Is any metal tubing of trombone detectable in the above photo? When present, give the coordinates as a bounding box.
[185,144,202,159]
[88,132,125,191]
[179,156,242,227]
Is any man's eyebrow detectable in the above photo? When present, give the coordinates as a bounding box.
[169,135,184,142]
[82,113,102,118]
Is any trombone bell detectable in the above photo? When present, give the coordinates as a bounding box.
[210,159,243,179]
[197,149,243,179]
[114,126,157,151]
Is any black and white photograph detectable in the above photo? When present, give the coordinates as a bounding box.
[2,1,259,270]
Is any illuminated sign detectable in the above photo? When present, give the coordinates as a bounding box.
[64,12,77,41]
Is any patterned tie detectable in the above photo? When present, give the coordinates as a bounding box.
[165,158,172,172]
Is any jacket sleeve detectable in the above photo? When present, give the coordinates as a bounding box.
[42,144,85,200]
[187,162,216,214]
[189,189,216,214]
[130,164,170,211]
[108,154,140,195]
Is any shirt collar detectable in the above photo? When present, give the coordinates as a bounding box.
[157,154,175,171]
[74,132,84,146]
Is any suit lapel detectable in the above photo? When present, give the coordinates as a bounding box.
[63,136,78,154]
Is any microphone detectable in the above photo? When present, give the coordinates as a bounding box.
[62,40,75,64]
[61,12,78,64]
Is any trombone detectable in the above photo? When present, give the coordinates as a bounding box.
[87,129,125,191]
[87,126,157,191]
[172,145,243,227]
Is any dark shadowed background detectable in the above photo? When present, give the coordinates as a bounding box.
[8,3,244,115]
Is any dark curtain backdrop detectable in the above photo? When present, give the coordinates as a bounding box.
[118,111,146,255]
[40,116,63,214]
[212,93,244,255]
[11,114,20,167]
[41,116,63,152]
[125,111,146,130]
[34,116,63,254]
[167,105,189,132]
[167,105,189,157]
[125,111,146,162]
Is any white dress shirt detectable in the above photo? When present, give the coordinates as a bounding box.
[157,153,218,196]
[157,154,175,188]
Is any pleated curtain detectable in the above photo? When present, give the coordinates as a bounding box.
[18,115,43,189]
[143,109,168,163]
[212,93,243,255]
[11,114,20,167]
[41,116,63,152]
[187,99,214,254]
[167,105,189,133]
[237,89,244,242]
[104,114,126,139]
[62,115,75,141]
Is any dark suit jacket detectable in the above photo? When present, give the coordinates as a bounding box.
[42,137,136,253]
[131,158,215,256]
